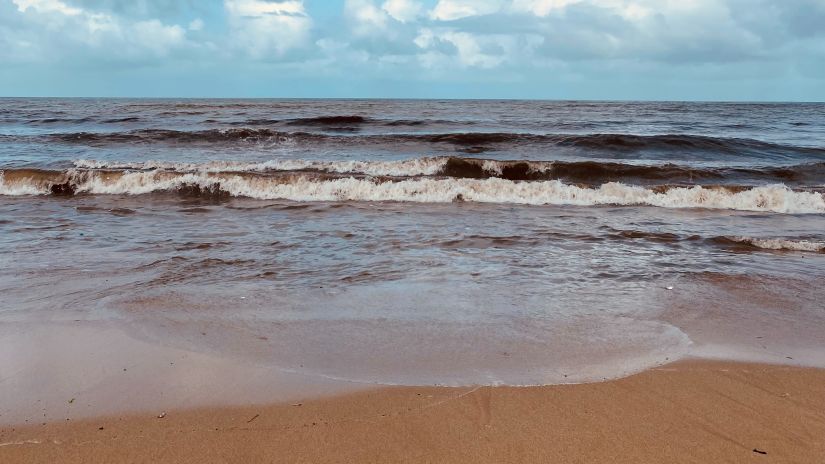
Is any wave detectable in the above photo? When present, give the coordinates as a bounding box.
[220,116,458,129]
[25,117,95,125]
[23,116,140,125]
[73,158,449,177]
[439,158,825,184]
[101,117,141,124]
[73,158,825,186]
[51,128,304,144]
[604,227,825,252]
[23,114,464,130]
[44,130,825,157]
[434,229,825,254]
[280,116,451,127]
[284,115,367,126]
[709,236,825,253]
[2,168,824,213]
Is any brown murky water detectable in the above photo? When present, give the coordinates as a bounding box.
[1,99,824,422]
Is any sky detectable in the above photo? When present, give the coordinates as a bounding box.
[1,0,824,100]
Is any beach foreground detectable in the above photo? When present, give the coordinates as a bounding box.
[2,99,824,463]
[2,360,823,464]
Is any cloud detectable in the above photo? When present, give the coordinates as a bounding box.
[429,0,504,21]
[1,0,824,99]
[414,28,539,69]
[14,0,81,15]
[343,0,422,35]
[382,0,422,22]
[9,0,189,61]
[130,19,186,55]
[224,0,311,58]
[511,0,581,16]
[344,0,389,35]
[60,0,206,18]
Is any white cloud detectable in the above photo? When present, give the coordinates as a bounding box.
[429,0,505,21]
[13,0,82,16]
[511,0,582,16]
[224,0,305,16]
[381,0,423,23]
[444,31,504,68]
[414,28,531,68]
[345,0,426,39]
[131,19,185,56]
[3,0,825,100]
[507,0,657,19]
[224,0,311,58]
[11,0,189,57]
[344,0,389,34]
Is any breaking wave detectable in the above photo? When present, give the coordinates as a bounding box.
[72,157,825,186]
[73,158,449,177]
[710,236,825,252]
[2,167,824,213]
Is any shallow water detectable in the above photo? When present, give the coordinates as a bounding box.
[1,99,824,393]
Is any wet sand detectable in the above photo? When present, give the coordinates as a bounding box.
[0,324,365,425]
[2,360,824,464]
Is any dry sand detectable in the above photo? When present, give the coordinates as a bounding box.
[2,359,824,463]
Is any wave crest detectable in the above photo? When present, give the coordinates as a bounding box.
[72,158,825,186]
[2,168,824,213]
[713,236,825,252]
[73,158,449,177]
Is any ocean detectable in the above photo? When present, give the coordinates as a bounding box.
[1,98,824,388]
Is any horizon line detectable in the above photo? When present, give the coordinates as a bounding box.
[1,96,823,104]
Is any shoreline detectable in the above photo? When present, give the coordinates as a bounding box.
[3,359,824,463]
[4,319,821,427]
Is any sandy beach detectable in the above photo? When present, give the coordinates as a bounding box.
[2,359,823,463]
[4,0,825,461]
[3,99,825,463]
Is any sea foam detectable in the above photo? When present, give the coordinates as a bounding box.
[2,168,824,214]
[728,237,825,252]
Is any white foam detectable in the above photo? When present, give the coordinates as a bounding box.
[4,167,825,213]
[480,159,504,175]
[476,159,554,175]
[730,237,825,252]
[4,169,820,213]
[73,157,563,178]
[73,158,450,177]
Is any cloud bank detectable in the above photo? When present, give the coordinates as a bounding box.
[1,0,823,100]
